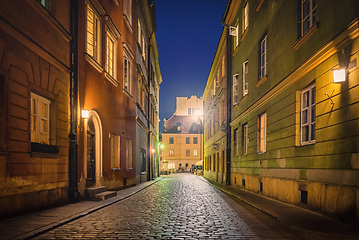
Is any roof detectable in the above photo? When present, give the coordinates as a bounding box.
[162,115,203,134]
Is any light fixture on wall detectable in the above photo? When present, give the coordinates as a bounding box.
[82,110,89,119]
[332,68,346,83]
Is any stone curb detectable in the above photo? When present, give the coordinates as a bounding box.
[14,178,164,240]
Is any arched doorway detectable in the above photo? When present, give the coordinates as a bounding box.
[84,110,103,187]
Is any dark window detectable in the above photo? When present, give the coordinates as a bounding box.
[259,182,263,192]
[242,179,246,188]
[193,137,198,144]
[169,137,174,144]
[186,137,190,144]
[300,190,308,204]
[141,149,146,172]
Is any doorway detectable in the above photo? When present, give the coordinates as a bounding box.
[86,118,96,187]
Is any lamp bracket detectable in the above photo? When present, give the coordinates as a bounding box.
[325,91,335,105]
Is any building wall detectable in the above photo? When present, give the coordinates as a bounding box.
[0,0,71,217]
[223,0,359,225]
[203,28,228,184]
[174,96,203,116]
[161,133,202,172]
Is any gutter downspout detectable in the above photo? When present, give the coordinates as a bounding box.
[225,27,232,185]
[69,0,79,201]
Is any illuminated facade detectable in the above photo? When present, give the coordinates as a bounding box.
[135,0,162,183]
[203,29,229,184]
[0,0,71,216]
[162,96,203,172]
[221,0,359,225]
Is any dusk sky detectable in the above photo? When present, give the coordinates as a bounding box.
[155,0,227,130]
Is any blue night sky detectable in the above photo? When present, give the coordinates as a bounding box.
[155,0,227,130]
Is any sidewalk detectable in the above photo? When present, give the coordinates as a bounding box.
[0,178,163,240]
[198,176,359,238]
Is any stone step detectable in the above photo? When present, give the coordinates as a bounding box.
[92,191,117,201]
[85,186,108,199]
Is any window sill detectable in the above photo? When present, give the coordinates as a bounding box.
[256,75,268,88]
[256,0,265,11]
[240,27,249,42]
[123,88,133,99]
[257,151,266,154]
[123,14,134,33]
[240,94,248,102]
[111,168,121,171]
[85,53,103,73]
[293,22,318,50]
[105,72,119,87]
[126,168,133,171]
[300,141,315,146]
[31,152,59,159]
[140,172,146,175]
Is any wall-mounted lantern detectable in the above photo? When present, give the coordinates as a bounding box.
[82,110,89,119]
[332,68,346,83]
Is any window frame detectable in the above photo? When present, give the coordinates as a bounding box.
[301,0,317,36]
[31,92,51,144]
[301,83,316,145]
[260,35,267,79]
[258,112,267,153]
[243,60,248,96]
[243,2,249,32]
[169,137,174,144]
[126,138,132,169]
[110,134,120,169]
[193,149,198,156]
[243,123,248,155]
[104,16,121,85]
[169,149,174,156]
[186,149,190,156]
[86,2,102,63]
[234,128,238,156]
[233,74,239,105]
[193,137,198,144]
[186,137,190,144]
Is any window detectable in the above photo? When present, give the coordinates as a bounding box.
[169,137,174,144]
[123,0,132,25]
[231,23,239,48]
[194,149,198,156]
[137,19,146,60]
[126,139,132,168]
[31,93,51,144]
[192,108,196,115]
[233,74,239,105]
[141,149,146,172]
[123,56,130,91]
[243,124,248,155]
[105,16,121,83]
[193,137,198,144]
[301,83,316,144]
[258,112,267,153]
[243,2,249,32]
[188,108,192,115]
[111,135,120,169]
[301,0,317,36]
[38,0,51,11]
[260,35,267,79]
[186,149,190,156]
[243,61,248,96]
[221,56,225,78]
[186,137,190,144]
[87,3,101,62]
[234,128,238,156]
[169,149,174,156]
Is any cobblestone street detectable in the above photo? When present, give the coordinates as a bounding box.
[32,174,311,239]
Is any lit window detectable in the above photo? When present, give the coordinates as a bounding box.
[233,74,239,105]
[301,0,317,36]
[111,135,120,169]
[193,137,198,144]
[126,139,132,168]
[87,4,101,62]
[194,150,198,156]
[186,149,190,156]
[186,137,190,144]
[234,128,238,156]
[243,124,248,155]
[260,35,267,79]
[258,112,266,153]
[243,60,248,96]
[106,34,115,77]
[169,137,174,144]
[105,16,121,84]
[243,2,249,32]
[169,149,174,156]
[301,83,316,144]
[31,93,51,144]
[123,43,134,93]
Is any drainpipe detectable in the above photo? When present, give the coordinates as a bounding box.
[69,0,79,201]
[225,27,232,185]
[147,32,154,181]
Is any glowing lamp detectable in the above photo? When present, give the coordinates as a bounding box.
[82,110,89,119]
[333,68,346,83]
[152,149,155,153]
[160,144,164,149]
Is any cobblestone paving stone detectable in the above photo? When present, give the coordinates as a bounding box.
[34,174,330,239]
